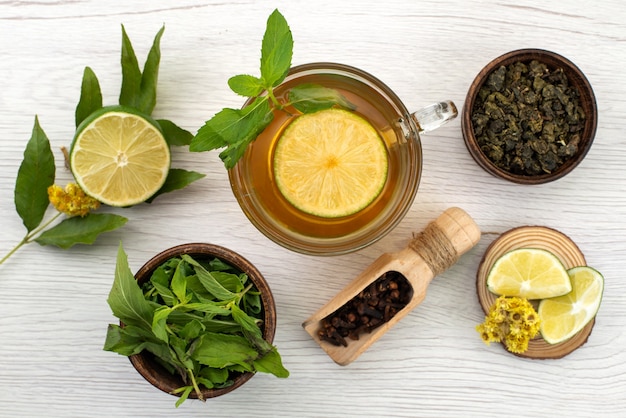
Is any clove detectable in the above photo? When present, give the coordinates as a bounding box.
[317,271,413,347]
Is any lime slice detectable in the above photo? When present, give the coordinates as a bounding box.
[486,248,572,299]
[273,108,388,218]
[539,266,604,344]
[70,106,170,207]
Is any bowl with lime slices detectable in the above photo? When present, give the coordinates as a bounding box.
[476,226,604,359]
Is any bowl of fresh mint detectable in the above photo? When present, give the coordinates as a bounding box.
[104,243,289,406]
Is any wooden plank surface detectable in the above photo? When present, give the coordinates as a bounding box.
[1,1,625,417]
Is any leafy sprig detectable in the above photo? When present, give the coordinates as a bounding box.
[104,245,289,407]
[189,9,354,169]
[1,26,204,266]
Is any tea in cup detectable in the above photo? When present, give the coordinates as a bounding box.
[229,63,456,255]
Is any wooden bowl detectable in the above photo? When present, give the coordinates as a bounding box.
[476,226,594,359]
[462,49,597,184]
[128,243,277,399]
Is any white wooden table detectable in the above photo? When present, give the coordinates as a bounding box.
[1,1,625,417]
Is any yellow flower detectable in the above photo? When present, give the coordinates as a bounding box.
[48,183,100,217]
[476,296,540,354]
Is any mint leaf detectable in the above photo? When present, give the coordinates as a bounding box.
[106,243,155,329]
[181,254,236,301]
[190,108,241,152]
[150,280,177,306]
[218,99,273,169]
[191,332,257,369]
[137,25,165,115]
[177,319,203,340]
[119,25,142,111]
[170,261,188,304]
[260,9,293,86]
[289,83,357,113]
[152,305,172,342]
[35,213,128,249]
[104,323,154,356]
[75,66,103,127]
[231,304,263,340]
[253,348,290,378]
[228,74,265,97]
[183,302,231,316]
[211,271,245,293]
[190,97,273,169]
[146,168,205,203]
[14,117,55,232]
[156,119,193,146]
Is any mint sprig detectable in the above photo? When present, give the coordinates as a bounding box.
[190,9,354,169]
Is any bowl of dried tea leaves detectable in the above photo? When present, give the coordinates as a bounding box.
[462,49,597,184]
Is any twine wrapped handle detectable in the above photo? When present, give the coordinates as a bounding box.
[408,207,481,276]
[409,224,458,276]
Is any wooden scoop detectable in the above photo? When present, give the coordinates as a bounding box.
[302,207,481,365]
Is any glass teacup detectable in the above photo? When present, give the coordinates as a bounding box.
[229,63,456,255]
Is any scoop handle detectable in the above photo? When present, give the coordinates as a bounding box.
[408,206,481,276]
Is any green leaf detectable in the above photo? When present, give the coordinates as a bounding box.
[260,9,293,87]
[190,107,248,152]
[181,255,236,301]
[211,271,244,293]
[137,25,165,115]
[231,304,263,340]
[289,83,356,113]
[177,319,204,340]
[217,99,274,169]
[253,348,290,378]
[183,302,231,316]
[119,25,142,110]
[75,66,103,127]
[156,119,193,146]
[228,74,265,97]
[169,334,193,369]
[145,168,205,203]
[151,280,177,306]
[170,261,188,303]
[105,243,155,329]
[14,116,55,232]
[152,305,172,342]
[104,323,153,356]
[35,213,128,249]
[191,332,257,369]
[118,25,165,115]
[199,366,229,385]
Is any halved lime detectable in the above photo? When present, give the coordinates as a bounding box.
[273,108,388,218]
[70,106,170,207]
[539,266,604,344]
[486,248,572,299]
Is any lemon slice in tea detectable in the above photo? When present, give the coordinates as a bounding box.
[486,248,572,299]
[70,106,170,207]
[273,108,388,218]
[538,266,604,344]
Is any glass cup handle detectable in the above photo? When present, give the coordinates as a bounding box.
[410,100,458,133]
